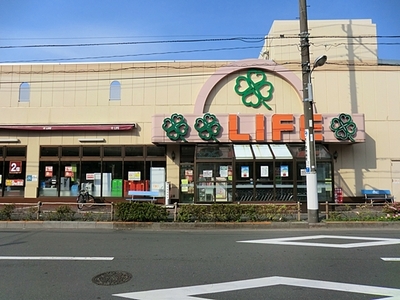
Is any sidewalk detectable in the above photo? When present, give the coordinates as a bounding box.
[1,220,400,230]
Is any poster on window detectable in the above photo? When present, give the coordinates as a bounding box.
[64,166,73,177]
[215,177,227,201]
[219,166,228,178]
[45,166,53,177]
[184,169,193,182]
[128,171,141,181]
[260,166,269,177]
[280,165,289,177]
[150,167,165,196]
[203,170,213,178]
[241,166,249,178]
[9,161,22,174]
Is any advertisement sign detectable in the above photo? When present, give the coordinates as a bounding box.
[6,179,24,186]
[281,165,289,177]
[45,166,53,177]
[65,166,73,177]
[260,166,269,177]
[128,171,141,181]
[241,166,249,178]
[9,161,22,174]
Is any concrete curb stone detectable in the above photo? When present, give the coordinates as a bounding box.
[0,221,399,230]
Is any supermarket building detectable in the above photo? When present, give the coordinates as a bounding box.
[0,19,399,204]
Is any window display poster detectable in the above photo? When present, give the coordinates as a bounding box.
[86,173,95,180]
[228,165,233,180]
[281,165,289,177]
[260,166,269,177]
[128,171,141,181]
[45,166,53,177]
[241,166,249,178]
[64,166,73,177]
[181,178,189,192]
[151,167,165,196]
[185,169,193,182]
[216,177,227,200]
[220,166,228,178]
[6,179,24,186]
[203,170,213,178]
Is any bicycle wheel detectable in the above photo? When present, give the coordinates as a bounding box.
[77,194,85,210]
[86,194,95,208]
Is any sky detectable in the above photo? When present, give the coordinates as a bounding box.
[0,0,399,64]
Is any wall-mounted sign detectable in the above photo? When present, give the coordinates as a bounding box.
[153,113,365,144]
[234,70,275,110]
[9,161,22,174]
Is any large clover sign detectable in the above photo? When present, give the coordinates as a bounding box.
[330,113,357,142]
[162,113,189,142]
[194,113,221,142]
[234,69,274,110]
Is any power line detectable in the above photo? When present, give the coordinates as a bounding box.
[0,35,399,50]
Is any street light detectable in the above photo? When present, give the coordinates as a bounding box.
[304,54,327,223]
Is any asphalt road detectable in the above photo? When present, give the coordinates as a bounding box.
[0,229,400,300]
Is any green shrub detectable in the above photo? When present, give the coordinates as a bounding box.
[115,202,168,222]
[0,204,15,220]
[47,205,75,221]
[177,204,295,222]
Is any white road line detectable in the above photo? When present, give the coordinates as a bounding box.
[0,256,114,261]
[113,276,400,300]
[381,258,400,261]
[238,235,400,248]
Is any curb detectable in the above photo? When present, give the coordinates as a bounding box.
[1,221,400,230]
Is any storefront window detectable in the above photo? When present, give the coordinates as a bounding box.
[196,145,231,159]
[255,161,274,201]
[60,162,80,196]
[123,161,145,197]
[5,160,26,197]
[125,146,144,157]
[180,164,194,203]
[39,162,59,197]
[40,147,59,157]
[103,161,123,197]
[235,161,254,201]
[80,161,101,197]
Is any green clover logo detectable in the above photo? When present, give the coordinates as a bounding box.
[330,113,357,142]
[194,113,221,142]
[234,69,274,110]
[162,113,189,142]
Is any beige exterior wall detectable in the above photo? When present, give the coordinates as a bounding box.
[0,19,399,201]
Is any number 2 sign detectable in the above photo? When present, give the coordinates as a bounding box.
[9,161,22,174]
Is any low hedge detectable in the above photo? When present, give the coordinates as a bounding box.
[177,204,296,222]
[115,202,168,222]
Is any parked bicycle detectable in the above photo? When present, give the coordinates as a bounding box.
[76,189,96,210]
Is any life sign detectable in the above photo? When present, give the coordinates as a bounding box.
[154,113,365,144]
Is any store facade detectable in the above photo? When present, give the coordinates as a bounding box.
[0,19,399,204]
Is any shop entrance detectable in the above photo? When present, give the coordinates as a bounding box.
[178,144,334,203]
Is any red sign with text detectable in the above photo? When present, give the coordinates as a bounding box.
[9,161,22,174]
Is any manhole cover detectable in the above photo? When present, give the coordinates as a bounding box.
[92,271,132,286]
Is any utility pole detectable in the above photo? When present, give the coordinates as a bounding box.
[299,0,319,223]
